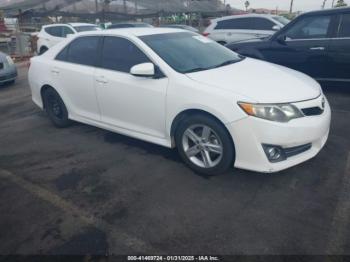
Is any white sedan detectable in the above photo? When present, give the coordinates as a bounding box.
[28,28,331,175]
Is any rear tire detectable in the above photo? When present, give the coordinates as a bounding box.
[175,114,235,176]
[42,88,71,128]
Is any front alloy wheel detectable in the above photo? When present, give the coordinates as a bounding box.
[176,114,235,175]
[182,125,223,168]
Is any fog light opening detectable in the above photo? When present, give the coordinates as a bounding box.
[262,144,286,163]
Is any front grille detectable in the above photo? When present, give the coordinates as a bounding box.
[302,107,324,116]
[284,143,312,158]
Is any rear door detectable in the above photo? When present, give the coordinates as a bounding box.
[45,26,65,47]
[327,12,350,82]
[53,36,101,121]
[264,14,335,79]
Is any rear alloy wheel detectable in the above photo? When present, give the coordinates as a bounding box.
[43,88,71,128]
[176,114,234,175]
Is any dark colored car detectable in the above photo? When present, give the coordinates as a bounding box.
[0,52,17,86]
[159,24,199,33]
[108,23,153,29]
[226,8,350,84]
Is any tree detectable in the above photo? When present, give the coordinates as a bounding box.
[335,0,348,7]
[244,0,250,11]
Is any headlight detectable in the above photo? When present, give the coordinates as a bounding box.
[238,102,304,122]
[6,56,14,65]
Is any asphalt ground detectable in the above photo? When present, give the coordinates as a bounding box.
[0,66,350,256]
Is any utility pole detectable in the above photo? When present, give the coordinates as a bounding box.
[289,0,294,14]
[123,0,127,14]
[322,0,327,9]
[95,0,98,13]
[332,0,336,7]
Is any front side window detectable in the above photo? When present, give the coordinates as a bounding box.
[285,15,331,40]
[62,26,74,37]
[140,32,243,73]
[73,25,100,32]
[249,18,275,30]
[338,13,350,37]
[101,36,150,73]
[215,18,251,30]
[61,36,100,66]
[273,16,290,26]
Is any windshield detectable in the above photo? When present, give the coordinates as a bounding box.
[273,16,290,26]
[139,32,243,74]
[73,25,100,32]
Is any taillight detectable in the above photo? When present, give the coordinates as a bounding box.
[202,32,210,37]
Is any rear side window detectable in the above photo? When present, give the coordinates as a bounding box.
[45,26,63,37]
[100,36,150,73]
[285,15,331,40]
[338,13,350,37]
[56,36,100,66]
[215,18,251,30]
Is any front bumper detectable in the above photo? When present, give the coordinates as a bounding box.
[226,97,331,173]
[0,67,17,84]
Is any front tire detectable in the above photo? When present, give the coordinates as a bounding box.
[42,88,71,128]
[175,114,235,176]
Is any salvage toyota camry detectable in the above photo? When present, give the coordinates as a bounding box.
[28,28,331,175]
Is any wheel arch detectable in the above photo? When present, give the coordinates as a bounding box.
[170,109,236,153]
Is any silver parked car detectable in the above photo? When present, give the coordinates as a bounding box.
[0,52,17,85]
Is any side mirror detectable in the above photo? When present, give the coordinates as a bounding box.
[66,33,74,38]
[272,25,281,31]
[276,34,287,44]
[130,63,155,77]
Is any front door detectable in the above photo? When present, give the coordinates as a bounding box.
[94,36,168,138]
[327,12,350,82]
[263,14,334,79]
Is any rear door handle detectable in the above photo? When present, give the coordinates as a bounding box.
[51,68,60,74]
[96,76,108,84]
[310,47,325,51]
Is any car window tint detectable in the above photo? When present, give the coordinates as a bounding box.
[249,18,275,30]
[67,36,100,66]
[45,26,63,37]
[215,18,251,30]
[338,13,350,37]
[62,26,74,37]
[285,15,331,39]
[101,36,150,73]
[56,46,69,61]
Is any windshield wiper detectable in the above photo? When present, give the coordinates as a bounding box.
[183,67,209,74]
[211,59,240,69]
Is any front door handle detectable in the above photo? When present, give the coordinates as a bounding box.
[96,76,108,84]
[310,47,325,51]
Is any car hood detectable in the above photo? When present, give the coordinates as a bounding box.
[186,58,321,104]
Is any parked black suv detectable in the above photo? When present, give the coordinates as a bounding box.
[226,8,350,84]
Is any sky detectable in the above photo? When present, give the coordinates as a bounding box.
[226,0,347,12]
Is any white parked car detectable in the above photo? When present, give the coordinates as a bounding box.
[203,14,290,45]
[28,28,330,175]
[37,23,101,54]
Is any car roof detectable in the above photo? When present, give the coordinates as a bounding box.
[212,14,278,22]
[43,23,96,28]
[79,27,186,37]
[299,6,350,17]
[111,22,149,25]
[68,23,97,27]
